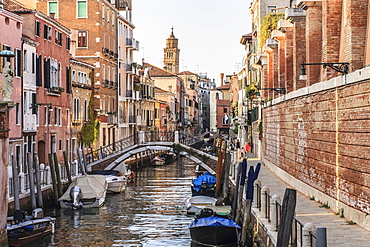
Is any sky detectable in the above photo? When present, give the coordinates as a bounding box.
[132,0,252,85]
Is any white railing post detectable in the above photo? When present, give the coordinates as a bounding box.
[45,166,51,185]
[253,180,261,209]
[174,131,179,143]
[271,194,281,231]
[19,172,25,193]
[303,222,316,247]
[139,131,145,143]
[261,186,270,218]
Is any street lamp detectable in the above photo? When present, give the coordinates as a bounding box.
[299,62,350,80]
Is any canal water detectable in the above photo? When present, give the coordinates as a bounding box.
[25,157,196,247]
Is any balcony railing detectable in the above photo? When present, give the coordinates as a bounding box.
[126,38,139,51]
[107,113,117,125]
[126,90,133,97]
[128,115,136,123]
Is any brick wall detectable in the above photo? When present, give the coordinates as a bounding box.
[263,80,370,216]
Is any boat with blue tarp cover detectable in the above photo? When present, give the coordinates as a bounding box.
[191,172,216,197]
[189,212,241,247]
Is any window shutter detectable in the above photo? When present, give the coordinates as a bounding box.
[36,55,42,86]
[66,66,71,93]
[44,24,48,39]
[44,58,50,88]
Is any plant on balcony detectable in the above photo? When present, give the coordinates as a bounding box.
[259,12,285,50]
[55,38,59,44]
[134,83,141,91]
[232,101,238,117]
[246,84,258,99]
[79,94,99,147]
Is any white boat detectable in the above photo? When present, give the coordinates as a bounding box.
[59,174,108,209]
[91,170,127,193]
[185,196,219,214]
[150,156,165,166]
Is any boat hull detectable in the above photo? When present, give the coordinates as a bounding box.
[189,217,240,247]
[59,197,105,209]
[190,227,239,246]
[7,217,55,246]
[107,180,126,193]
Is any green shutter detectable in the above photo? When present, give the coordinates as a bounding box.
[78,1,87,18]
[48,2,58,17]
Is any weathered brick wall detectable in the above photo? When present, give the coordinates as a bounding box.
[263,80,370,215]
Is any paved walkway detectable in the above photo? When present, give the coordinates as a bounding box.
[246,157,370,247]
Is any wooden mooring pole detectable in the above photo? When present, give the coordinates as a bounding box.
[27,153,37,209]
[48,153,59,205]
[34,154,43,208]
[276,188,297,247]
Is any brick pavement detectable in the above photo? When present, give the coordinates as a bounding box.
[247,157,370,247]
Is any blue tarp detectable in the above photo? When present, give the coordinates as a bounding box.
[193,173,216,192]
[189,216,241,229]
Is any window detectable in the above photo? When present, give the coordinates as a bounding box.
[59,139,62,151]
[58,108,62,126]
[35,20,40,36]
[77,0,87,18]
[78,31,87,47]
[48,2,58,17]
[16,103,20,124]
[74,98,80,120]
[72,70,76,82]
[32,53,35,74]
[84,100,88,121]
[223,108,227,113]
[267,5,277,13]
[15,49,21,77]
[23,50,27,72]
[66,36,70,50]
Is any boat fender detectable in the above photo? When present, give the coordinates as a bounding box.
[51,222,55,233]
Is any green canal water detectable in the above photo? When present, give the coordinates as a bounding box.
[23,157,196,247]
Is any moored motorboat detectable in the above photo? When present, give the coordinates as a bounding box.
[90,170,127,193]
[189,208,240,247]
[191,172,216,197]
[7,208,55,246]
[59,174,108,209]
[150,155,165,166]
[185,195,219,214]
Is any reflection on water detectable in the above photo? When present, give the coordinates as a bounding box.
[25,158,195,247]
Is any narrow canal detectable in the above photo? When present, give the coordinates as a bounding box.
[26,157,196,247]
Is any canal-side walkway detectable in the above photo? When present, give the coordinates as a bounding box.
[246,156,370,247]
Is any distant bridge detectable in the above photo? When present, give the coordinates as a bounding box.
[84,131,217,175]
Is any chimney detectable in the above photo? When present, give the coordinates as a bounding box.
[220,73,224,86]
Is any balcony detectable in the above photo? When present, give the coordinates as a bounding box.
[48,86,64,95]
[107,113,117,125]
[126,38,139,51]
[128,115,136,124]
[126,90,133,97]
[126,63,132,72]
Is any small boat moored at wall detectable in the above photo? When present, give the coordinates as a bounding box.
[150,156,165,166]
[189,208,240,247]
[185,196,220,214]
[90,170,127,193]
[7,208,55,246]
[59,174,108,209]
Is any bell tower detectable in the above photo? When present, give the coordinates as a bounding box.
[163,27,180,74]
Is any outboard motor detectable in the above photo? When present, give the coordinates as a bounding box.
[201,181,208,195]
[69,186,83,209]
